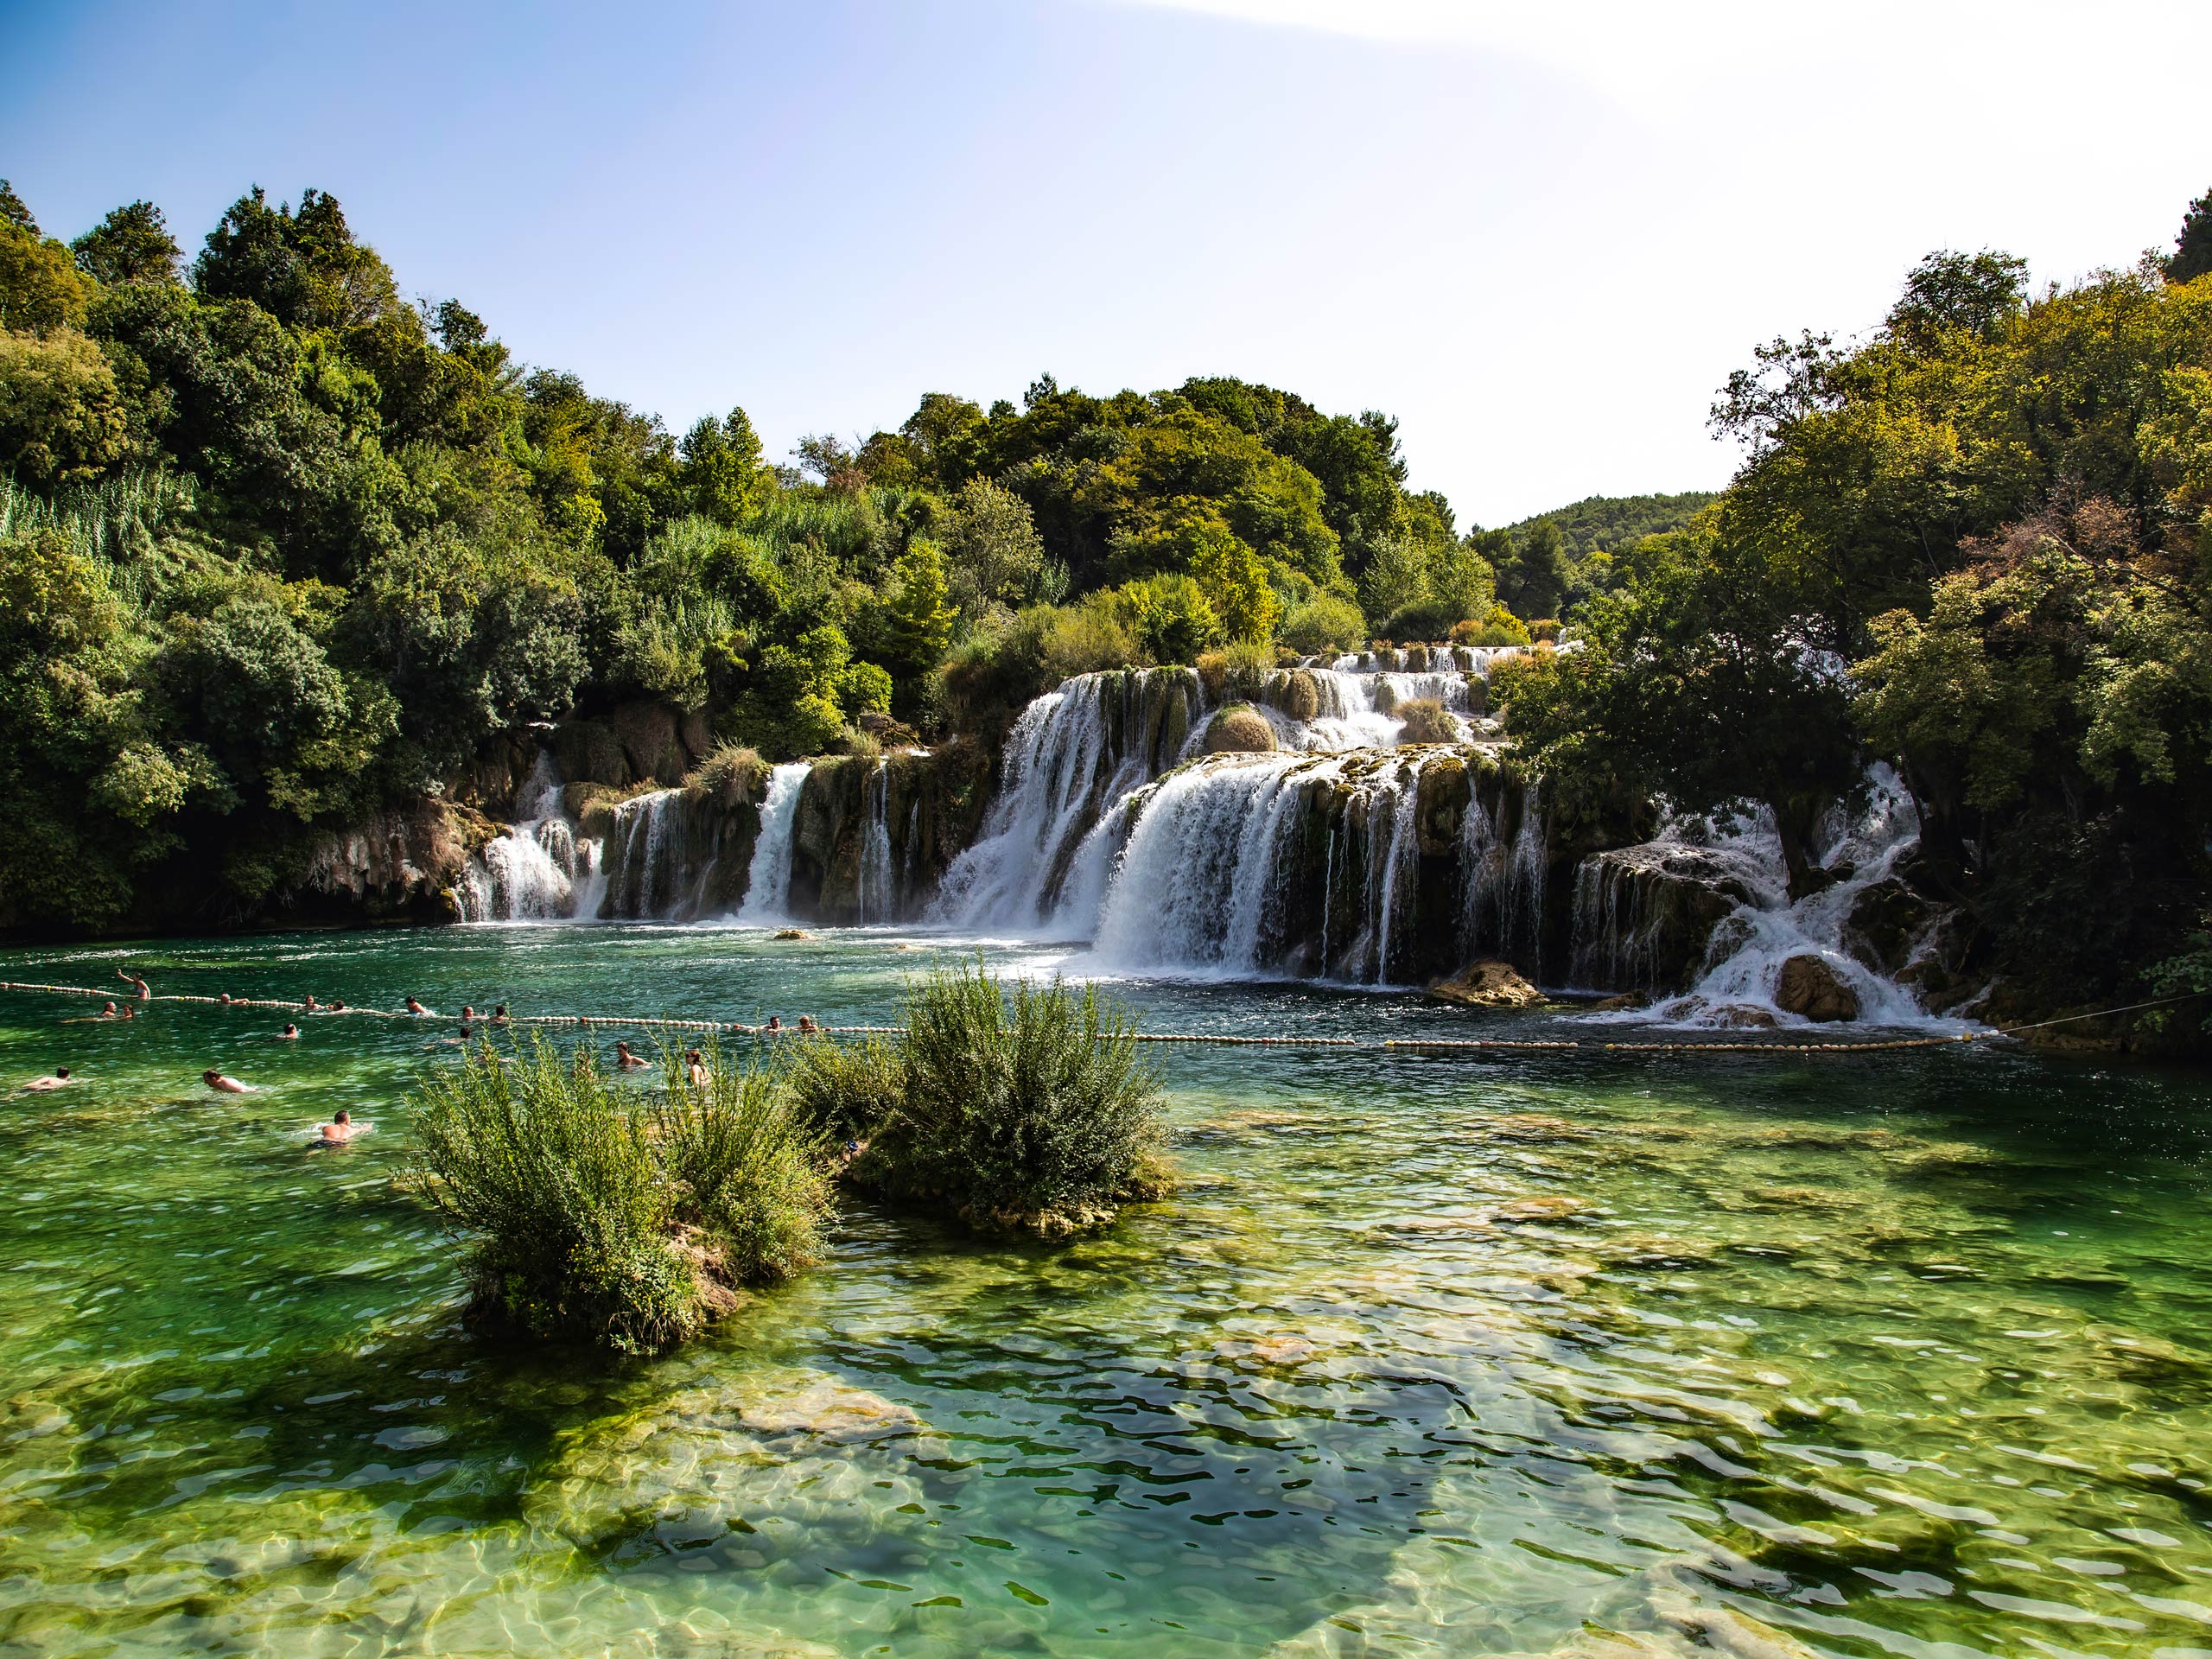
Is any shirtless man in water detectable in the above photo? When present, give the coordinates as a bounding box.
[404,996,430,1016]
[278,1023,300,1040]
[315,1109,361,1144]
[613,1041,650,1071]
[202,1070,255,1094]
[21,1069,72,1091]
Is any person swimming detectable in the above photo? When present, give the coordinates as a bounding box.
[64,1001,121,1024]
[404,996,430,1016]
[797,1014,819,1033]
[491,1004,509,1024]
[315,1109,364,1145]
[328,1000,346,1013]
[219,992,233,1005]
[116,968,149,999]
[461,1005,475,1023]
[685,1050,709,1089]
[302,994,319,1011]
[120,1005,135,1021]
[765,1014,782,1032]
[613,1041,650,1071]
[202,1070,255,1094]
[20,1069,72,1091]
[278,1023,299,1040]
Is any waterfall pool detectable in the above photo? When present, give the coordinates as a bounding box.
[2,923,2207,1657]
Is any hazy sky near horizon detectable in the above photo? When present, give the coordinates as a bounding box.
[5,0,2208,526]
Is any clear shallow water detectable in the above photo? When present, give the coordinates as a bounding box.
[2,924,2209,1658]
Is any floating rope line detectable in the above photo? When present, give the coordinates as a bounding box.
[9,979,2195,1053]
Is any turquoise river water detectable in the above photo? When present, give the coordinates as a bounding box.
[0,922,2208,1658]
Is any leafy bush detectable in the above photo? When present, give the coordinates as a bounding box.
[407,1033,828,1351]
[1450,605,1532,647]
[652,1039,830,1287]
[1195,638,1274,701]
[813,960,1167,1235]
[1116,573,1219,663]
[1277,592,1365,657]
[785,1032,908,1141]
[1377,598,1463,644]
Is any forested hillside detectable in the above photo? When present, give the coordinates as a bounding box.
[0,180,1552,931]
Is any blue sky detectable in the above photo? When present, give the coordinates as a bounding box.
[5,0,2208,526]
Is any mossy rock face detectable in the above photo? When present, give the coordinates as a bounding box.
[1273,669,1321,723]
[553,718,632,788]
[609,701,689,785]
[1205,705,1276,754]
[1396,699,1457,744]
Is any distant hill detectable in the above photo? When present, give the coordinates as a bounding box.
[1499,491,1718,559]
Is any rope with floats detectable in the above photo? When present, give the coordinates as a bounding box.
[5,980,2197,1053]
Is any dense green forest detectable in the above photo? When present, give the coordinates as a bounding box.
[0,178,1585,931]
[1498,200,2212,1021]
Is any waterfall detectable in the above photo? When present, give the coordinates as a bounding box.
[1568,767,1948,1027]
[933,669,1202,929]
[856,761,897,923]
[454,753,602,922]
[736,762,812,925]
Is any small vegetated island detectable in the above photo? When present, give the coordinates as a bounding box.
[3,177,2212,1048]
[409,960,1166,1351]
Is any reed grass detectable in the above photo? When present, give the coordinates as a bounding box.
[407,1033,828,1351]
[817,959,1168,1235]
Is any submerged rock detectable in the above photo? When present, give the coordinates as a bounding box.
[1776,954,1859,1022]
[527,1370,928,1549]
[1431,959,1545,1009]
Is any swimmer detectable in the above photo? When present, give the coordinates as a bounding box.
[685,1049,709,1089]
[219,992,233,1005]
[423,1022,474,1050]
[20,1069,72,1091]
[202,1070,256,1094]
[278,1023,299,1040]
[461,1005,475,1023]
[66,1001,120,1024]
[315,1109,364,1145]
[302,994,319,1011]
[765,1014,782,1033]
[328,999,346,1013]
[116,968,149,999]
[120,1005,136,1021]
[797,1014,819,1033]
[613,1041,650,1071]
[404,995,430,1016]
[492,1004,509,1025]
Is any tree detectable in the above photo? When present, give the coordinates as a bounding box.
[880,537,957,671]
[0,328,130,481]
[71,201,181,286]
[942,478,1059,616]
[2170,189,2212,285]
[1186,518,1280,641]
[1884,249,2027,347]
[193,187,401,331]
[678,407,771,524]
[0,213,90,334]
[1493,519,1569,619]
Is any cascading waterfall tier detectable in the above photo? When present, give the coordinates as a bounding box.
[1087,747,1546,983]
[734,763,812,925]
[455,753,603,922]
[1567,766,1964,1027]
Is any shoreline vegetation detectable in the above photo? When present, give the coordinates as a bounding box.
[406,962,1169,1351]
[3,175,2211,1045]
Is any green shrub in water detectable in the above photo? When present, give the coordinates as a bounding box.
[408,1033,828,1351]
[834,959,1168,1235]
[785,1031,908,1142]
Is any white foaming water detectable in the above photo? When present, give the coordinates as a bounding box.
[1611,767,1961,1029]
[736,763,812,925]
[456,753,601,922]
[856,761,897,923]
[933,670,1204,929]
[1084,749,1543,984]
